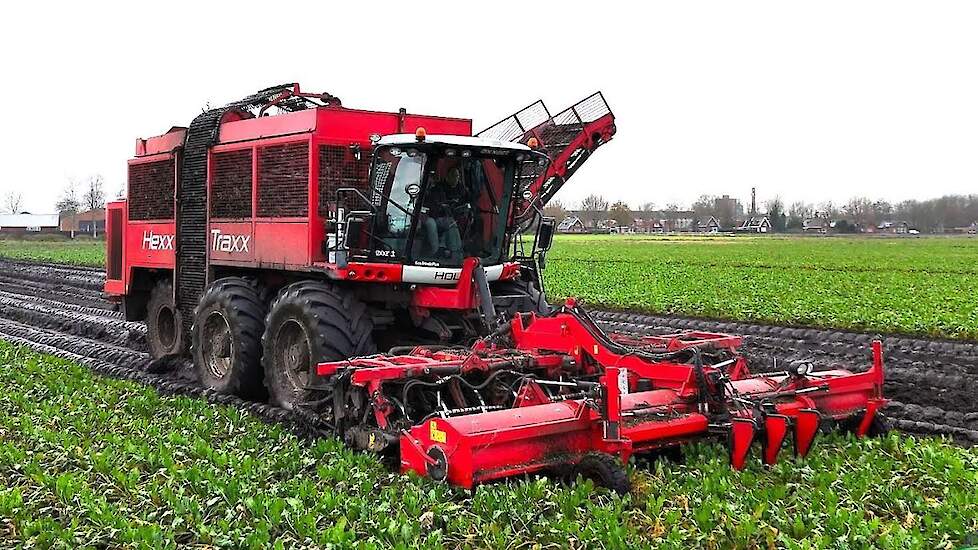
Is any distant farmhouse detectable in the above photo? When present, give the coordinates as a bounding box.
[736,216,772,233]
[60,208,106,236]
[0,208,107,238]
[697,216,721,233]
[556,216,586,233]
[875,221,909,235]
[0,213,60,236]
[559,209,727,234]
[551,195,957,236]
[803,217,830,234]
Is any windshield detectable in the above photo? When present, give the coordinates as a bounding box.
[368,145,516,267]
[370,147,425,257]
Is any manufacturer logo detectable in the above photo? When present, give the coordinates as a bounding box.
[210,229,250,253]
[142,231,174,251]
[433,271,460,281]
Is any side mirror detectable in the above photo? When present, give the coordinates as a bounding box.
[536,217,555,252]
[345,211,374,254]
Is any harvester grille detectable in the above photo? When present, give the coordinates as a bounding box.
[128,160,175,221]
[318,145,372,218]
[210,149,253,219]
[258,143,309,218]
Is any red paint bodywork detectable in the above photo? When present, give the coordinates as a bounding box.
[105,103,478,297]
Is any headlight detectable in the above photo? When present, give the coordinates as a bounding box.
[791,361,814,376]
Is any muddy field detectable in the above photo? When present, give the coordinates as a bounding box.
[0,258,974,444]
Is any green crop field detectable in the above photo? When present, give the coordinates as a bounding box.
[545,234,978,340]
[1,342,975,549]
[0,238,105,267]
[2,234,977,338]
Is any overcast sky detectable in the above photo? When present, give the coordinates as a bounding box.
[2,1,977,213]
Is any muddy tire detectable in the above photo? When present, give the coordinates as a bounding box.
[262,281,375,410]
[191,277,266,397]
[146,280,184,359]
[840,412,892,437]
[492,279,551,318]
[575,452,631,495]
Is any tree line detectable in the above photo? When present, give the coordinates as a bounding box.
[0,175,108,216]
[544,193,978,232]
[54,175,107,215]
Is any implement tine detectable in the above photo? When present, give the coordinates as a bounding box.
[729,418,756,470]
[762,414,790,465]
[793,409,821,458]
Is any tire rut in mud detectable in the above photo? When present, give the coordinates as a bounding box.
[0,260,330,441]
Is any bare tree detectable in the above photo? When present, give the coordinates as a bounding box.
[3,191,23,214]
[83,175,106,212]
[764,196,786,232]
[56,181,80,214]
[56,181,81,237]
[579,194,609,228]
[691,194,717,218]
[787,201,813,229]
[662,202,682,231]
[639,201,656,212]
[816,200,840,219]
[543,199,569,221]
[609,201,634,227]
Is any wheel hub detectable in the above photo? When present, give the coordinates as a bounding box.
[202,311,233,379]
[157,305,176,349]
[275,319,312,395]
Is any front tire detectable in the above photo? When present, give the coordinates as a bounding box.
[191,278,267,397]
[146,279,184,359]
[574,452,631,495]
[262,281,375,410]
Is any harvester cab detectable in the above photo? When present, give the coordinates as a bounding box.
[339,133,551,272]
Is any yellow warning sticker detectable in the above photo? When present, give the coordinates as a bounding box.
[429,420,447,444]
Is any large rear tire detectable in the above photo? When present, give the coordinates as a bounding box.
[191,277,267,397]
[262,281,375,410]
[146,280,184,359]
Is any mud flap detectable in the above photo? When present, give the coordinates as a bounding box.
[856,398,886,437]
[762,414,790,465]
[793,409,821,458]
[729,417,756,470]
